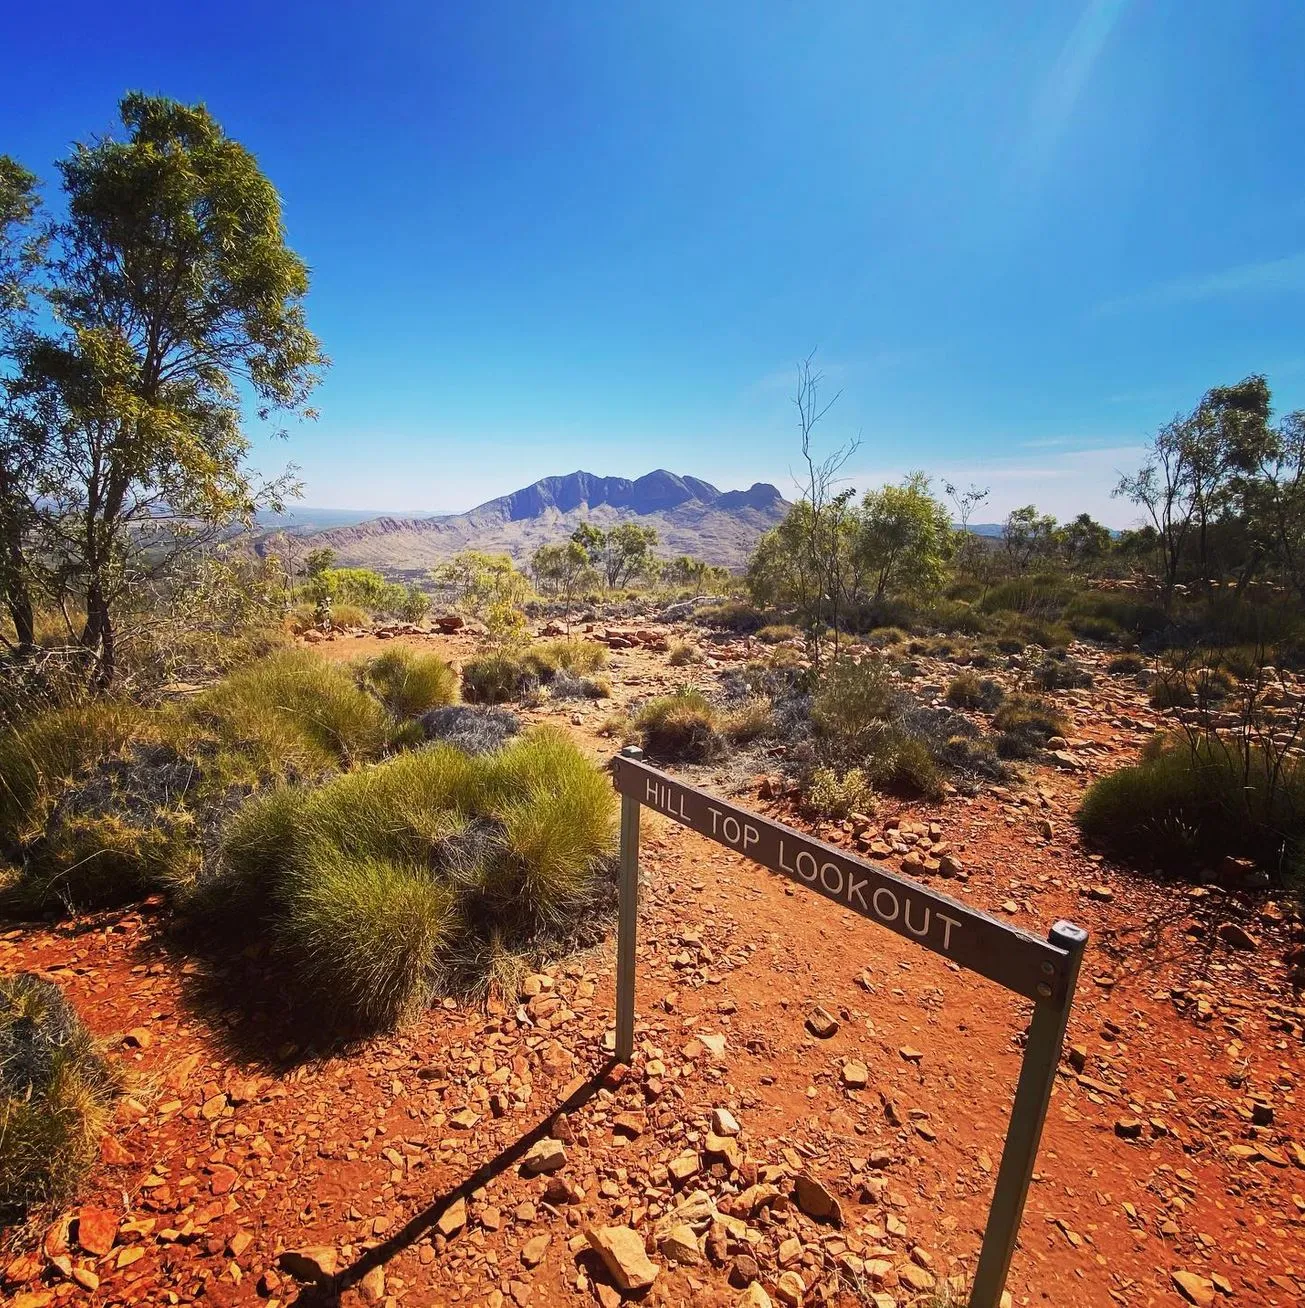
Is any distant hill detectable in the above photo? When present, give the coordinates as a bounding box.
[264,470,791,574]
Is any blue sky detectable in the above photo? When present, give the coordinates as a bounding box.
[4,1,1303,526]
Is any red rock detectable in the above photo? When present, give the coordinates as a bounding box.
[75,1207,118,1257]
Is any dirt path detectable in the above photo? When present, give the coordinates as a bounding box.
[3,627,1303,1308]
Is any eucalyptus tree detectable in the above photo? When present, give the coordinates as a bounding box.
[17,93,325,684]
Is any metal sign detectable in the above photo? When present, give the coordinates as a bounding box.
[608,748,1087,1308]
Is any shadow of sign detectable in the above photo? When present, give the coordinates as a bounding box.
[287,1056,620,1306]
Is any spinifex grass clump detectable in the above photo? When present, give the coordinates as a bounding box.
[187,647,393,778]
[635,688,726,762]
[461,655,539,705]
[359,647,458,719]
[1078,732,1305,880]
[522,638,609,681]
[992,693,1070,759]
[0,649,406,916]
[0,973,119,1231]
[210,726,618,1031]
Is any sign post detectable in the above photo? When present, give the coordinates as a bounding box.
[609,747,1087,1308]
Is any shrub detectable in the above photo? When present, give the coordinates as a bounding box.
[923,600,991,636]
[421,705,521,755]
[810,658,896,765]
[667,639,703,667]
[946,672,1006,711]
[549,670,612,700]
[993,694,1069,757]
[980,575,1075,618]
[597,710,638,743]
[995,616,1073,652]
[211,728,617,1029]
[805,767,875,820]
[635,688,725,762]
[462,655,539,705]
[188,649,392,778]
[1107,652,1144,676]
[361,647,458,719]
[0,974,119,1230]
[280,850,460,1028]
[1029,657,1093,692]
[870,733,944,800]
[757,623,801,644]
[696,599,767,633]
[1078,734,1305,878]
[0,701,146,850]
[721,697,774,744]
[523,639,608,682]
[331,602,370,629]
[1064,591,1168,641]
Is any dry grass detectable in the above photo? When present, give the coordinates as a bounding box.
[0,974,119,1235]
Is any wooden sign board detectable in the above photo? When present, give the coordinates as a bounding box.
[608,748,1087,1308]
[612,753,1074,1003]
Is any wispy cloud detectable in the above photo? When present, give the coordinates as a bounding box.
[1025,0,1131,169]
[1096,252,1305,316]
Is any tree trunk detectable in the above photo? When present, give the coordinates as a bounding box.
[82,582,116,689]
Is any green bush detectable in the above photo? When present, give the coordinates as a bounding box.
[667,639,703,667]
[870,733,944,800]
[721,697,775,744]
[810,658,896,765]
[1029,657,1093,691]
[981,574,1075,618]
[993,694,1069,758]
[1078,734,1305,878]
[211,727,617,1029]
[0,974,119,1230]
[461,654,538,705]
[697,599,767,633]
[361,647,458,718]
[995,615,1073,652]
[805,767,875,819]
[188,648,392,778]
[635,688,725,762]
[1064,591,1168,642]
[1106,652,1145,676]
[946,672,1006,711]
[756,623,801,644]
[522,638,609,682]
[0,701,146,850]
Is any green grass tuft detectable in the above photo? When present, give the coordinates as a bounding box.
[0,974,119,1232]
[635,688,725,762]
[361,647,458,718]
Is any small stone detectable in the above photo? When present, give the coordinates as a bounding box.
[277,1247,338,1284]
[668,1152,700,1183]
[585,1225,659,1292]
[521,1137,567,1175]
[841,1060,869,1089]
[736,1283,772,1308]
[1216,921,1257,951]
[899,1046,923,1063]
[658,1224,702,1265]
[520,1234,550,1267]
[1114,1118,1144,1139]
[729,1255,761,1288]
[75,1208,118,1257]
[775,1270,806,1307]
[436,1197,467,1238]
[711,1106,741,1137]
[122,1027,152,1049]
[1087,885,1114,902]
[793,1173,843,1225]
[358,1265,386,1303]
[806,1006,839,1038]
[1172,1270,1216,1307]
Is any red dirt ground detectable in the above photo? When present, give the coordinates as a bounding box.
[3,626,1302,1308]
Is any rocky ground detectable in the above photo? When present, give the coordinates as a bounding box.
[3,622,1303,1308]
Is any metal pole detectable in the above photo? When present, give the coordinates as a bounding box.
[614,747,644,1063]
[969,920,1088,1308]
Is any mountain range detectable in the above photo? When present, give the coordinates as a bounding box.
[262,470,791,575]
